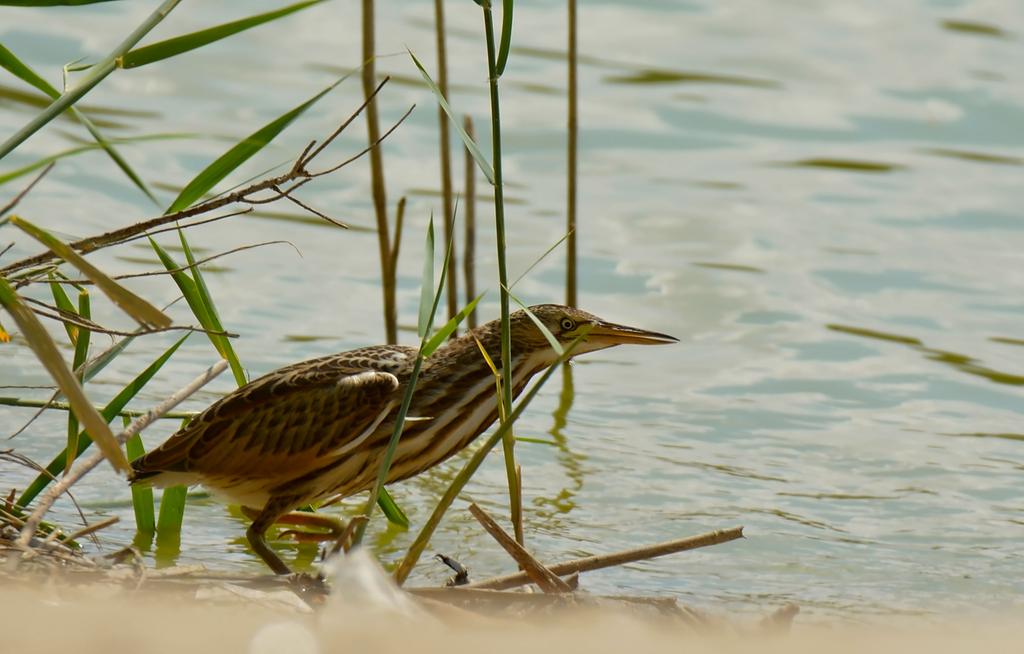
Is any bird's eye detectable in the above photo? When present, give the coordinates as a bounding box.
[560,318,575,331]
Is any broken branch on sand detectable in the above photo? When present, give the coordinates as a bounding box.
[464,526,744,591]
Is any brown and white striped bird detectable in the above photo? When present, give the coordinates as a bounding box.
[129,305,676,574]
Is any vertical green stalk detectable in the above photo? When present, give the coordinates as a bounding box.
[566,0,578,308]
[463,115,478,330]
[65,289,91,473]
[124,417,155,537]
[362,0,396,344]
[481,1,522,545]
[434,0,458,331]
[155,417,189,564]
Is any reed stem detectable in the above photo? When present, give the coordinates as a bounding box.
[566,0,578,308]
[481,0,522,546]
[434,0,458,331]
[463,115,478,330]
[361,0,396,344]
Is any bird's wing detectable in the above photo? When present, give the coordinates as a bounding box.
[131,353,405,480]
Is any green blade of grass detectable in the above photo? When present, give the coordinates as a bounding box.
[0,275,129,473]
[166,77,343,214]
[376,488,409,528]
[11,216,171,328]
[0,1,119,5]
[125,425,155,534]
[495,0,514,77]
[408,49,495,185]
[422,292,484,357]
[16,333,189,507]
[177,230,246,386]
[47,274,78,343]
[0,43,158,203]
[118,0,325,69]
[0,134,195,188]
[510,231,570,289]
[0,43,52,93]
[506,288,563,355]
[148,237,236,371]
[0,0,182,160]
[417,217,436,338]
[156,485,187,538]
[65,289,91,473]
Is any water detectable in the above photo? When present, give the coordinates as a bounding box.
[2,1,1023,619]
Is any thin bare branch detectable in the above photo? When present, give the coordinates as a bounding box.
[310,104,416,178]
[0,397,195,421]
[303,77,390,164]
[0,90,407,277]
[0,163,55,220]
[23,297,237,338]
[278,191,349,229]
[29,241,295,286]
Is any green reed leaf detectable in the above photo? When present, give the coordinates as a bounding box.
[16,333,189,507]
[417,216,436,338]
[0,0,182,160]
[495,0,514,77]
[408,49,495,184]
[119,0,325,69]
[0,134,193,188]
[11,216,171,328]
[149,237,243,383]
[65,289,91,473]
[0,43,158,203]
[177,230,246,386]
[157,485,187,538]
[166,77,342,213]
[506,288,563,355]
[0,275,129,473]
[422,293,484,358]
[376,488,409,528]
[47,274,78,344]
[0,1,119,5]
[126,433,155,533]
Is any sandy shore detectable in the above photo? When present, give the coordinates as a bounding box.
[3,579,1021,654]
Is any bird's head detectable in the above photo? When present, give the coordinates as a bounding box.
[511,304,678,358]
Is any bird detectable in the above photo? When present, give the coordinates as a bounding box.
[129,304,677,575]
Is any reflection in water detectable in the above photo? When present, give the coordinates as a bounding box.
[782,158,906,173]
[532,366,587,516]
[919,147,1024,166]
[153,527,181,570]
[828,324,1024,386]
[940,19,1009,38]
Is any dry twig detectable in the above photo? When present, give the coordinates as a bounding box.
[465,526,745,591]
[468,502,571,593]
[0,80,410,278]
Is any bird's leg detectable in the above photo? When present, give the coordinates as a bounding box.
[239,506,346,543]
[245,502,293,575]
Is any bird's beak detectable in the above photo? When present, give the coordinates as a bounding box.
[585,320,679,346]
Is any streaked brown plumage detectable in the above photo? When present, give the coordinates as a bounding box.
[129,305,676,574]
